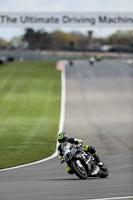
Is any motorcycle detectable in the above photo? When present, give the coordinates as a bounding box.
[89,57,95,65]
[60,142,109,179]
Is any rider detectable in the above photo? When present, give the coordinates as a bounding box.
[58,132,103,174]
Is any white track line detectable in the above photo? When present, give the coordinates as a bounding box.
[0,62,66,172]
[84,196,133,200]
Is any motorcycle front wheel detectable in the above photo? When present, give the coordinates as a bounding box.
[70,160,88,179]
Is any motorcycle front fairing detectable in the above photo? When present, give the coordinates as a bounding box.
[61,142,94,177]
[61,142,77,162]
[72,150,92,176]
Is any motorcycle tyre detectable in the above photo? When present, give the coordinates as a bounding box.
[98,165,109,178]
[70,160,88,179]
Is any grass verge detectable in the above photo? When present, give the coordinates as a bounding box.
[0,61,61,169]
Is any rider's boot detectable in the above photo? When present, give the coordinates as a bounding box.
[93,154,104,166]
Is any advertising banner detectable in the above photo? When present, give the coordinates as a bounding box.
[0,12,133,27]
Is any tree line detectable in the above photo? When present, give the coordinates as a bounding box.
[0,29,133,51]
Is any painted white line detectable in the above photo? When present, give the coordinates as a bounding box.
[56,63,66,148]
[0,62,66,172]
[84,196,133,200]
[0,151,58,172]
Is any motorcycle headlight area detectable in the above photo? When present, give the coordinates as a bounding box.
[65,148,77,161]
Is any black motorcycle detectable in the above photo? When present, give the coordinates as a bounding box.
[89,57,95,65]
[60,142,108,179]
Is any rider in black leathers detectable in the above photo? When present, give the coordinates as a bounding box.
[58,132,103,174]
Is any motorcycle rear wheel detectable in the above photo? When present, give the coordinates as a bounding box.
[98,164,109,178]
[70,160,88,179]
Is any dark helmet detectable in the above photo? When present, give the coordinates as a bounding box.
[58,132,68,143]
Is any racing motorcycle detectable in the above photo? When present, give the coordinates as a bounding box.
[89,57,95,65]
[60,142,108,179]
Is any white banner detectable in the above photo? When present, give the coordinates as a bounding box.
[0,12,133,27]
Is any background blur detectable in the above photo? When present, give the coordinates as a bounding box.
[0,0,133,62]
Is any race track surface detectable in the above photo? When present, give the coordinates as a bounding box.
[0,59,133,200]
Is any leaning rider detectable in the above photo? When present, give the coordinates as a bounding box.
[58,132,103,174]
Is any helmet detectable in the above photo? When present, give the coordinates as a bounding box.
[58,132,68,143]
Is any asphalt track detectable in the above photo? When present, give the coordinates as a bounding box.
[0,59,133,200]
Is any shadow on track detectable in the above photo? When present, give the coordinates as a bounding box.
[42,177,100,181]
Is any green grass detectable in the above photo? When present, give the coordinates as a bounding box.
[0,61,61,169]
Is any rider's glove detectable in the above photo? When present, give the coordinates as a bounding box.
[58,155,62,160]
